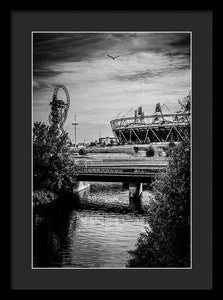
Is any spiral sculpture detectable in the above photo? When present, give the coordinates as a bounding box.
[48,85,70,135]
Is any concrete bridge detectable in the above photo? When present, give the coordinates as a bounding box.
[74,157,168,203]
[76,163,167,183]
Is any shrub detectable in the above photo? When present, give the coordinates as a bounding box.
[79,147,87,155]
[33,122,76,198]
[33,190,57,207]
[146,146,155,157]
[127,135,190,267]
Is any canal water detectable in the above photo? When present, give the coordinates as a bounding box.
[33,182,153,268]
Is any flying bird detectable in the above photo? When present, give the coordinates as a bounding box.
[107,54,120,60]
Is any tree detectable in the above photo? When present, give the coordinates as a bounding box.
[178,91,191,113]
[146,146,155,157]
[127,133,190,267]
[79,147,87,155]
[33,122,76,197]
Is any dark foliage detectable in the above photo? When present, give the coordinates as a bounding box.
[146,146,155,157]
[127,132,191,267]
[33,190,57,207]
[79,147,87,155]
[33,122,77,199]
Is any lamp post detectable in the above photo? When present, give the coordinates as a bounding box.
[72,114,79,147]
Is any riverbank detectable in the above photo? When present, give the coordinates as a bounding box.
[33,182,153,214]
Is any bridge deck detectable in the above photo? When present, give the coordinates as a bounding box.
[75,158,168,182]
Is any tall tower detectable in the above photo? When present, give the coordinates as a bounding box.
[48,85,70,136]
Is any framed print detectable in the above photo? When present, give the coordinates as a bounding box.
[11,10,213,290]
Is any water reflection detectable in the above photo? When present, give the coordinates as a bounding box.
[33,205,75,267]
[33,182,152,268]
[129,196,142,213]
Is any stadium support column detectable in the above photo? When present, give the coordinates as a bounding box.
[129,183,142,211]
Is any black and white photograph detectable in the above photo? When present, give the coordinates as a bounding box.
[32,31,191,269]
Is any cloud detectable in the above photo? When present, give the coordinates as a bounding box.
[33,32,191,142]
[33,80,40,88]
[33,80,53,90]
[33,33,113,68]
[169,33,190,47]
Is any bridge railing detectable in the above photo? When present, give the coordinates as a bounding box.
[85,160,168,167]
[76,166,166,177]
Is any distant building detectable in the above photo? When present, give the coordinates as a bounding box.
[99,137,116,146]
[89,141,97,147]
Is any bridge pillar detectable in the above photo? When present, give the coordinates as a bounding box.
[73,181,90,194]
[129,183,143,211]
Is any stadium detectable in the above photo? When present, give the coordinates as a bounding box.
[110,93,191,145]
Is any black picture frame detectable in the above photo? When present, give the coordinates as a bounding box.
[10,10,213,290]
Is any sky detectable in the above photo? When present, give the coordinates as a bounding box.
[33,32,191,144]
